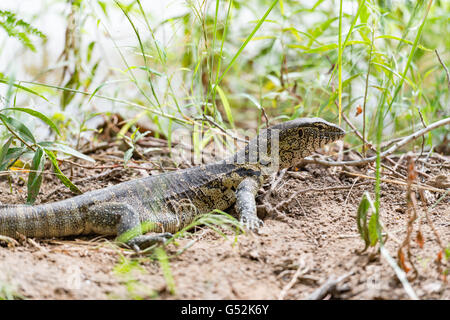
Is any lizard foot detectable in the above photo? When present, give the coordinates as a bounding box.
[240,216,264,233]
[126,232,173,252]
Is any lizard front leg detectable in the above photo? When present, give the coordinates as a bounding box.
[236,177,263,232]
[86,202,172,251]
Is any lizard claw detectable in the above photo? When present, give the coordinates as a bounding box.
[240,216,264,232]
[126,232,173,252]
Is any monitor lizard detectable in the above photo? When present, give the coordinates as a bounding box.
[0,118,345,250]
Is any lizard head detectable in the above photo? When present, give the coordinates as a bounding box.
[272,117,345,168]
[230,117,344,172]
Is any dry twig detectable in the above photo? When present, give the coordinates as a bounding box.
[435,49,450,90]
[340,171,447,193]
[303,117,450,167]
[307,271,353,300]
[397,154,419,280]
[278,258,309,300]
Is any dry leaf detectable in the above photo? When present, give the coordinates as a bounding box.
[416,230,424,249]
[398,249,410,273]
[355,105,362,116]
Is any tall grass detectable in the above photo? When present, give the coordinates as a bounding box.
[1,1,447,143]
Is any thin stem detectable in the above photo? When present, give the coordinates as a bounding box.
[384,0,433,117]
[218,0,278,84]
[337,0,343,126]
[362,21,375,157]
[0,118,35,152]
[303,117,450,166]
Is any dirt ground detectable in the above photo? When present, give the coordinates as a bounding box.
[0,140,448,300]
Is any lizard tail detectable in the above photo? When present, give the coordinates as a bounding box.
[0,201,85,239]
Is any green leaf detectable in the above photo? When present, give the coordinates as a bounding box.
[368,214,379,246]
[2,107,60,135]
[240,93,262,109]
[137,66,162,77]
[43,149,82,194]
[0,78,48,101]
[216,85,235,128]
[304,43,338,53]
[27,147,45,204]
[218,0,278,84]
[116,224,143,244]
[38,141,95,163]
[123,147,134,166]
[302,40,370,53]
[306,17,338,46]
[376,35,432,51]
[356,192,370,248]
[0,137,13,168]
[0,146,28,171]
[342,73,363,88]
[60,68,80,109]
[0,10,46,52]
[88,83,108,103]
[87,41,95,63]
[371,62,416,89]
[0,114,36,144]
[154,247,176,295]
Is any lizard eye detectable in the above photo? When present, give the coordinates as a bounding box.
[315,123,324,128]
[298,129,304,138]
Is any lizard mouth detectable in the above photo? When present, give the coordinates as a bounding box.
[326,129,346,140]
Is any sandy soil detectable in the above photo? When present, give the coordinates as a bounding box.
[0,143,448,300]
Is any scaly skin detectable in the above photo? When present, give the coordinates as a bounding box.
[0,118,345,250]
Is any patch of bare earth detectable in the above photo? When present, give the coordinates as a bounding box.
[0,145,448,300]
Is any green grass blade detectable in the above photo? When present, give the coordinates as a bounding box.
[384,0,433,116]
[215,85,235,128]
[356,192,371,248]
[376,35,432,51]
[154,247,176,295]
[218,0,278,84]
[0,114,36,144]
[43,149,82,194]
[0,78,48,102]
[337,0,343,125]
[116,1,161,108]
[0,137,13,167]
[2,107,60,136]
[38,141,95,163]
[27,146,45,204]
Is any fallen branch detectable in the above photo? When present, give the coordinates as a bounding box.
[303,117,450,166]
[278,258,309,300]
[307,271,353,300]
[341,171,447,193]
[339,117,423,179]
